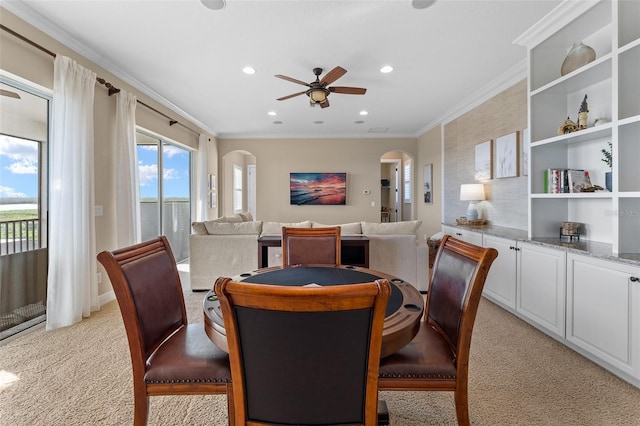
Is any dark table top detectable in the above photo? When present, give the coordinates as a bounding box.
[203,265,423,358]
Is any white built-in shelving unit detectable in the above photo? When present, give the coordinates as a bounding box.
[515,0,640,254]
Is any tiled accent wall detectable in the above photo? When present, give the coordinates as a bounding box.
[443,80,528,230]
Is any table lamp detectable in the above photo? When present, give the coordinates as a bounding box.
[460,184,485,220]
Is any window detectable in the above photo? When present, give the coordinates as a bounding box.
[233,164,243,213]
[403,159,412,203]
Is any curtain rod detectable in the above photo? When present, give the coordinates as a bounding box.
[1,24,200,135]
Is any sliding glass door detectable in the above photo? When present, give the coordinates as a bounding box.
[136,131,191,261]
[0,78,50,339]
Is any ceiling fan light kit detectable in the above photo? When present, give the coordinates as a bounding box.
[276,66,366,109]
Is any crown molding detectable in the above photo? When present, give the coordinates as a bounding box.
[513,0,600,48]
[218,131,416,140]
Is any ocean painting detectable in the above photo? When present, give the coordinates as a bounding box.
[290,173,347,205]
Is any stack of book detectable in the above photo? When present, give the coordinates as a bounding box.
[544,169,592,193]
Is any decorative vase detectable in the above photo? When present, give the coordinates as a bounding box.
[561,42,596,76]
[605,171,612,192]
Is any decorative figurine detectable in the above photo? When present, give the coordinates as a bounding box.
[558,116,578,135]
[578,94,588,129]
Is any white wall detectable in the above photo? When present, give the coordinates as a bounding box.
[416,125,443,241]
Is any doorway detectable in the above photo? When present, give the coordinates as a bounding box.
[380,159,401,222]
[136,131,192,261]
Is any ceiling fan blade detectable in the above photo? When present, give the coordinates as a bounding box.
[319,99,330,108]
[277,91,307,101]
[320,66,347,86]
[275,74,311,87]
[329,86,367,95]
[0,89,21,99]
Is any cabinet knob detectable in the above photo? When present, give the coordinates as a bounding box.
[631,277,639,283]
[456,232,462,236]
[509,246,515,250]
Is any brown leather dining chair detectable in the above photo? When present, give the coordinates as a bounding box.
[97,237,232,426]
[378,235,498,426]
[214,276,391,425]
[281,226,341,266]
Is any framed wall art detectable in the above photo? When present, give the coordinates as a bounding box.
[208,174,217,208]
[495,132,519,178]
[423,163,432,204]
[475,140,492,181]
[290,172,347,205]
[521,128,529,176]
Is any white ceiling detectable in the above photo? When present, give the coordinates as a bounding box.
[3,0,562,139]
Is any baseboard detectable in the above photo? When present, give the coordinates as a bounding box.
[99,290,115,306]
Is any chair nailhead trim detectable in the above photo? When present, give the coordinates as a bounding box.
[146,378,231,384]
[379,373,456,379]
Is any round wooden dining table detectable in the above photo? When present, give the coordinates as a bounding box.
[203,264,424,358]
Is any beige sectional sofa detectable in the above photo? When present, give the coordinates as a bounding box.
[189,214,428,292]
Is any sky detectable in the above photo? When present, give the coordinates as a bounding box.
[0,135,38,199]
[0,134,190,202]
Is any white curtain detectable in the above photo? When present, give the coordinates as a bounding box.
[195,134,210,221]
[114,90,140,247]
[46,56,99,330]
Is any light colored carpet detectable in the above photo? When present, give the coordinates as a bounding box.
[1,278,639,425]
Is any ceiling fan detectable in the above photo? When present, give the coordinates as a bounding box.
[275,66,366,108]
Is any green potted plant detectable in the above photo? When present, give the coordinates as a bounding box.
[601,141,612,191]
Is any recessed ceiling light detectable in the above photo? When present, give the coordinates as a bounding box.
[268,111,277,116]
[242,66,256,75]
[201,0,226,11]
[380,65,393,74]
[412,0,436,10]
[360,111,369,116]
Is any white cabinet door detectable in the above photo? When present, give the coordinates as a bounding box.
[566,253,640,381]
[441,225,482,246]
[517,242,566,338]
[482,235,517,311]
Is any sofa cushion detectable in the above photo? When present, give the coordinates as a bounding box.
[261,221,312,236]
[361,220,422,235]
[311,221,362,235]
[191,221,208,235]
[204,221,262,235]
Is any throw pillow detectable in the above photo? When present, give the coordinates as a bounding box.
[191,221,207,235]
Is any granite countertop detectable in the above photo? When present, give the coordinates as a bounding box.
[442,222,640,267]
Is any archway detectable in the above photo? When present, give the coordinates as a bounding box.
[380,151,413,222]
[221,150,257,218]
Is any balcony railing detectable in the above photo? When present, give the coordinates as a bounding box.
[0,218,41,256]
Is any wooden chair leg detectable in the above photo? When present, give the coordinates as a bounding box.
[133,389,149,426]
[226,383,235,426]
[454,383,470,426]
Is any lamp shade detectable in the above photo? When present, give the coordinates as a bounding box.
[310,89,327,103]
[460,184,485,201]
